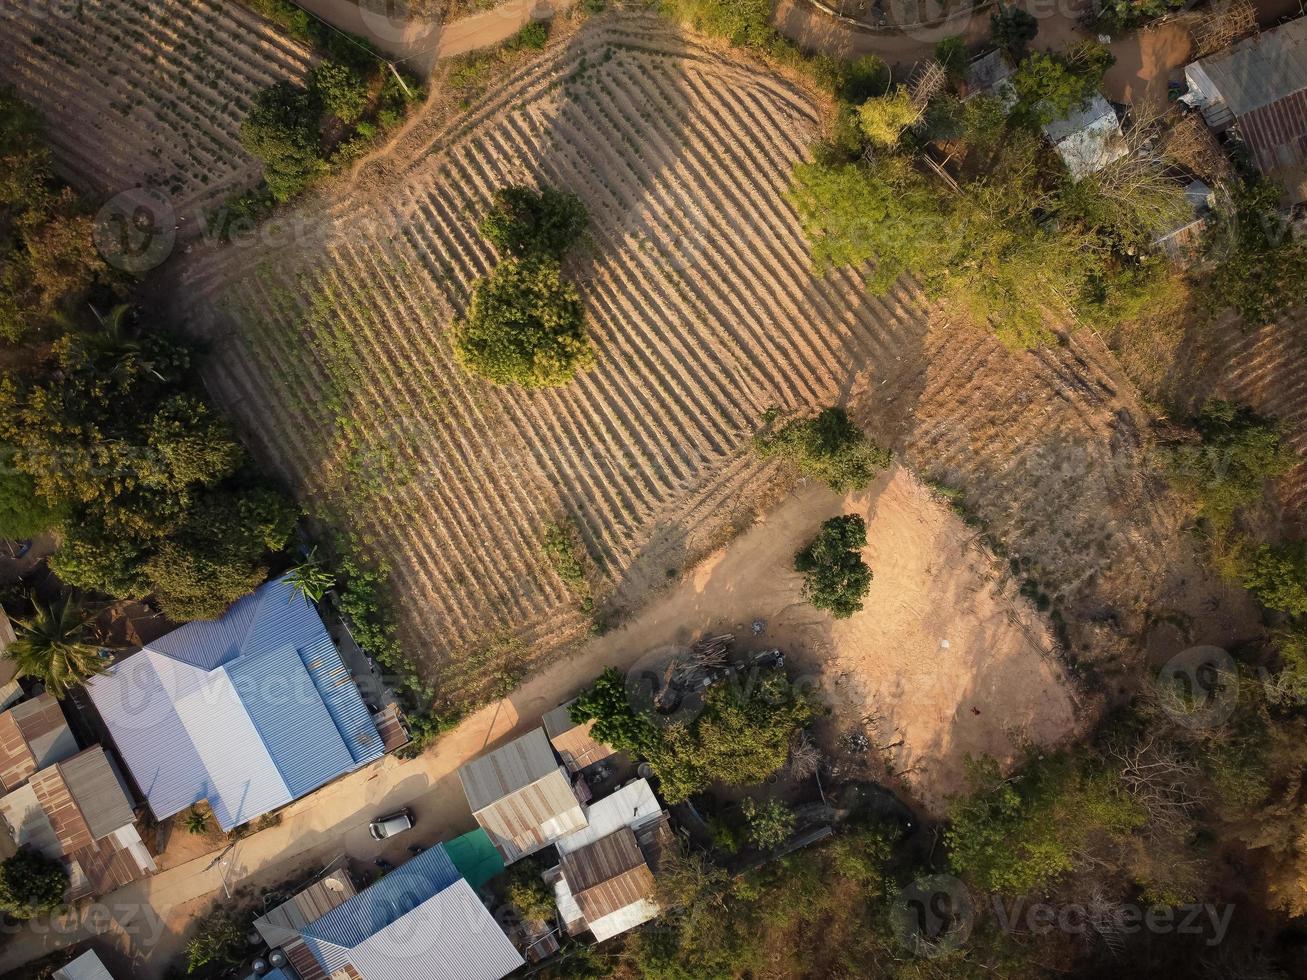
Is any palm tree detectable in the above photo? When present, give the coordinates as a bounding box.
[9,596,107,698]
[185,807,209,835]
[80,304,165,382]
[287,548,335,604]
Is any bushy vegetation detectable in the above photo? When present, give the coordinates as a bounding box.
[0,86,105,344]
[541,519,594,613]
[0,469,66,540]
[184,913,245,974]
[1162,400,1296,530]
[1202,178,1307,327]
[240,80,328,202]
[480,185,588,260]
[794,514,872,619]
[571,664,816,803]
[754,406,891,493]
[1243,542,1307,615]
[506,20,551,51]
[990,5,1038,58]
[0,314,297,621]
[740,797,795,850]
[0,847,66,919]
[788,39,1187,348]
[505,857,556,924]
[454,258,594,387]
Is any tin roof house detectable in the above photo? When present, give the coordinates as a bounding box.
[542,700,616,776]
[1042,93,1130,180]
[53,949,117,980]
[292,842,522,980]
[0,696,154,900]
[85,576,385,832]
[547,779,673,943]
[1183,16,1307,201]
[458,727,589,863]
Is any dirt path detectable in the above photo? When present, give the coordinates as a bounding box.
[0,466,1079,977]
[293,0,579,74]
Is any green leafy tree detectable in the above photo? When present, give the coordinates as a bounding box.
[858,88,922,148]
[506,20,550,51]
[946,754,1145,895]
[650,667,815,802]
[505,858,556,923]
[569,666,658,757]
[1243,542,1307,616]
[240,80,326,202]
[787,156,946,293]
[1204,179,1307,327]
[0,469,66,539]
[794,515,872,619]
[1163,400,1295,530]
[480,186,588,260]
[9,596,107,697]
[740,797,795,850]
[309,62,370,123]
[754,407,890,493]
[990,4,1038,58]
[185,913,244,973]
[0,847,67,919]
[143,489,298,621]
[935,36,969,79]
[1011,42,1114,125]
[287,546,335,604]
[453,258,594,388]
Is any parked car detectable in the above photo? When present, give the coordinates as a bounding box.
[369,808,415,840]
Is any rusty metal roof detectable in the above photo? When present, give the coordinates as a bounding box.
[541,704,616,774]
[559,827,655,923]
[0,694,77,792]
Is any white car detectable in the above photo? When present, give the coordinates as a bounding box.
[368,808,414,840]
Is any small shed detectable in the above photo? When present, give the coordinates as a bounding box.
[542,700,616,775]
[53,949,116,980]
[1043,94,1130,180]
[458,728,587,863]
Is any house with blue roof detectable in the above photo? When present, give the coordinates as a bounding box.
[295,840,523,980]
[85,576,386,832]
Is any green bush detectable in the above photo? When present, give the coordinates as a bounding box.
[0,469,65,539]
[480,185,588,259]
[453,258,594,388]
[239,80,326,202]
[946,754,1145,895]
[1162,400,1295,530]
[1203,179,1307,327]
[185,913,245,973]
[1011,41,1115,125]
[793,514,872,619]
[569,666,658,757]
[310,62,370,123]
[935,36,969,79]
[754,407,891,493]
[507,20,550,51]
[858,88,922,148]
[542,520,593,612]
[990,5,1038,58]
[505,858,556,923]
[0,847,67,919]
[1243,542,1307,615]
[740,797,795,850]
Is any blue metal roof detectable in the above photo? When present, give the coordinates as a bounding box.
[301,844,462,950]
[226,643,357,799]
[299,635,384,765]
[87,577,385,831]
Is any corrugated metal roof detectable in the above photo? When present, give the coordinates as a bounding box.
[1043,93,1129,180]
[1191,17,1307,117]
[227,643,356,798]
[298,636,384,766]
[556,779,663,856]
[301,844,462,950]
[58,746,135,841]
[559,827,654,923]
[542,704,616,775]
[458,729,559,812]
[443,828,506,891]
[87,577,383,831]
[52,950,115,980]
[343,878,524,980]
[254,868,358,947]
[1235,88,1307,193]
[0,695,78,792]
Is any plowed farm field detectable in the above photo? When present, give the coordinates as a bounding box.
[0,0,313,216]
[178,12,1202,707]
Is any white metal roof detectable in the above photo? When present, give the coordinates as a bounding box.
[52,950,115,980]
[556,779,663,856]
[1043,94,1129,179]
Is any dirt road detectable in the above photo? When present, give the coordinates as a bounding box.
[0,466,1079,976]
[293,0,577,74]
